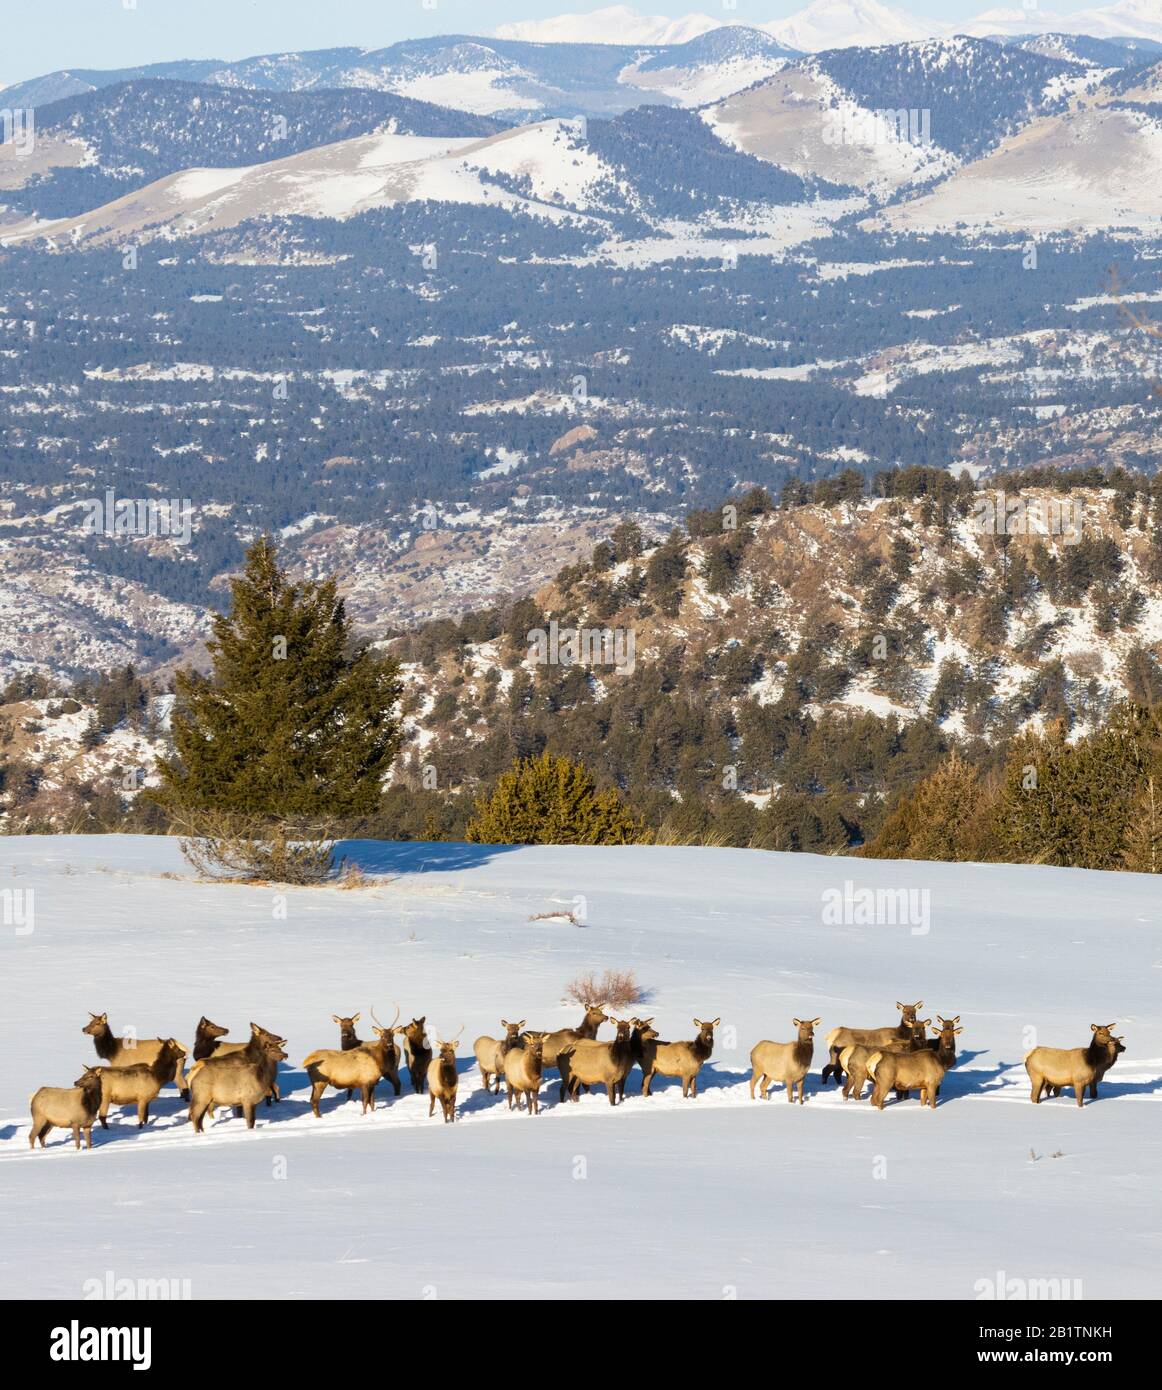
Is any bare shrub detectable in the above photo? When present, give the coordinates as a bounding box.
[174,810,342,886]
[565,969,648,1011]
[529,909,578,925]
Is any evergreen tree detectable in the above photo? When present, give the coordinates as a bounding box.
[155,536,401,818]
[465,750,646,846]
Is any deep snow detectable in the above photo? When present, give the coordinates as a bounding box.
[0,836,1159,1300]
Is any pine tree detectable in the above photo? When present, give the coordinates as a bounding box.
[155,537,401,818]
[465,751,646,846]
[1123,776,1162,873]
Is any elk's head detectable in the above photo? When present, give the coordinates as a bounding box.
[434,1027,463,1062]
[610,1017,633,1042]
[197,1016,229,1040]
[909,1018,932,1046]
[793,1016,822,1042]
[74,1065,104,1089]
[523,1030,548,1062]
[501,1019,526,1042]
[82,1012,108,1036]
[584,1005,610,1029]
[332,1012,361,1031]
[399,1017,427,1044]
[1092,1023,1126,1055]
[896,1000,923,1024]
[693,1017,720,1047]
[933,1015,962,1041]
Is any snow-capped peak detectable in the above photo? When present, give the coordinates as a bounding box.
[764,0,944,51]
[494,6,725,46]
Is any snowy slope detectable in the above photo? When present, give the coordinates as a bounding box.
[0,836,1159,1300]
[0,123,615,246]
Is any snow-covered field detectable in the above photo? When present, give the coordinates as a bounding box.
[1,836,1159,1300]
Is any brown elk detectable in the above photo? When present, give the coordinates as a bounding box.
[534,1005,609,1071]
[557,1017,635,1105]
[97,1039,188,1128]
[867,1029,947,1109]
[892,1015,963,1100]
[840,1017,930,1101]
[641,1017,719,1098]
[83,1012,190,1099]
[629,1017,656,1092]
[1025,1024,1126,1106]
[396,1016,432,1094]
[749,1017,821,1104]
[473,1019,525,1095]
[29,1066,104,1150]
[303,1010,401,1117]
[504,1030,548,1114]
[821,1000,923,1086]
[427,1028,463,1123]
[187,1021,285,1106]
[192,1017,230,1062]
[189,1024,287,1132]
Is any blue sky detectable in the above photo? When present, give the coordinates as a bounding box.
[1,0,1106,89]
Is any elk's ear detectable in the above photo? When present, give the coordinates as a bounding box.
[712,1017,721,1027]
[352,1013,360,1023]
[930,1023,941,1034]
[954,1027,963,1035]
[793,1018,802,1027]
[693,1018,702,1027]
[952,1015,960,1024]
[518,1019,526,1029]
[920,1018,931,1027]
[1091,1023,1100,1032]
[331,1015,341,1023]
[812,1017,822,1026]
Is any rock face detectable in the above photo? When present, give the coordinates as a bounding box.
[549,425,599,456]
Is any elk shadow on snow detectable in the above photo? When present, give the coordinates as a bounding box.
[335,839,523,879]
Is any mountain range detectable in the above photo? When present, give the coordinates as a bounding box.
[0,19,1159,694]
[492,1,1162,50]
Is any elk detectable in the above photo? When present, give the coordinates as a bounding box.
[504,1030,548,1114]
[192,1017,230,1062]
[820,1000,923,1086]
[97,1039,188,1128]
[29,1066,104,1150]
[427,1029,463,1123]
[641,1017,719,1098]
[189,1024,287,1132]
[749,1017,821,1104]
[629,1017,657,1092]
[840,1017,930,1101]
[866,1028,947,1109]
[1025,1024,1126,1107]
[533,1005,609,1071]
[303,1011,401,1117]
[474,1019,525,1095]
[186,1021,284,1105]
[396,1016,432,1094]
[892,1015,963,1100]
[83,1012,190,1099]
[557,1017,635,1105]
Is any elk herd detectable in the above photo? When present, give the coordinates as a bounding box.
[24,1003,1128,1150]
